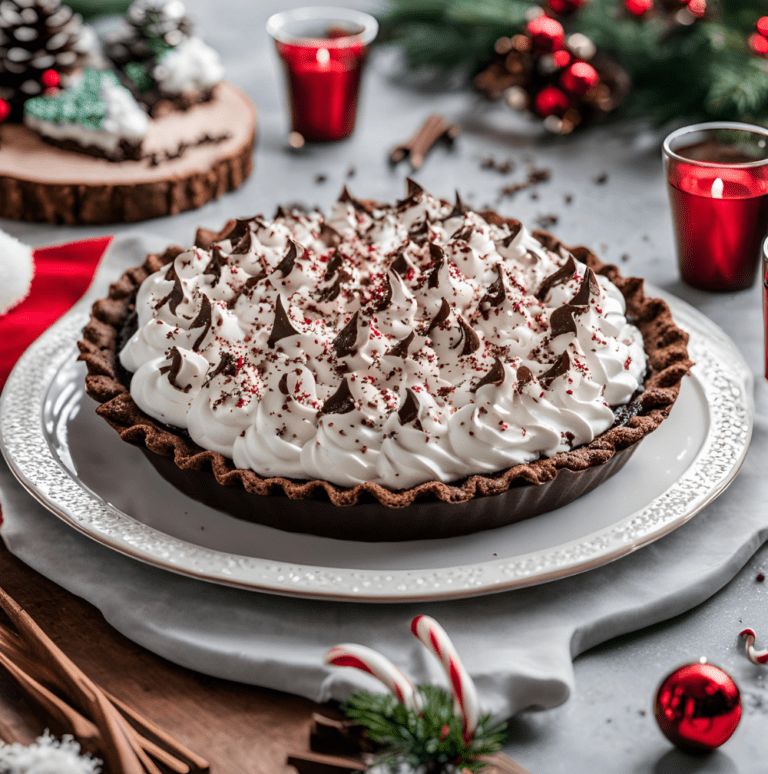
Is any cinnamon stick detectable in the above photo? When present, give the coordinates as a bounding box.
[390,114,460,170]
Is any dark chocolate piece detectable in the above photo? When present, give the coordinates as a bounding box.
[517,365,533,387]
[535,255,577,301]
[191,295,212,351]
[385,331,415,359]
[320,223,342,247]
[549,304,582,338]
[458,316,480,356]
[319,379,356,416]
[203,351,237,387]
[426,243,444,289]
[499,221,522,247]
[450,224,474,243]
[276,239,302,277]
[481,264,506,308]
[333,312,360,359]
[158,347,191,392]
[570,267,600,307]
[156,264,184,315]
[398,388,422,428]
[390,247,412,277]
[324,248,343,281]
[473,357,505,391]
[406,177,423,199]
[267,296,301,348]
[204,245,225,282]
[539,352,570,388]
[427,298,451,332]
[447,190,469,219]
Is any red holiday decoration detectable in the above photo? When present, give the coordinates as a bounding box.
[686,0,706,18]
[534,85,570,117]
[41,69,60,88]
[560,61,599,95]
[527,16,565,53]
[547,0,587,15]
[552,49,571,68]
[654,663,741,753]
[625,0,653,16]
[749,33,768,56]
[758,17,768,38]
[739,629,768,665]
[0,98,10,123]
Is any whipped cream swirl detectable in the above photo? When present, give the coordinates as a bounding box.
[121,182,647,489]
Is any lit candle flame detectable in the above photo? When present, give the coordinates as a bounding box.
[711,177,724,199]
[316,47,330,65]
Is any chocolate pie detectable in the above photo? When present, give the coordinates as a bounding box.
[79,183,691,541]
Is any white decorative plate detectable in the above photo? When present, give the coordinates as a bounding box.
[0,289,753,602]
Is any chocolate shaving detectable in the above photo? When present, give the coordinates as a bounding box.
[539,351,570,388]
[570,267,600,306]
[427,243,445,288]
[320,223,342,247]
[390,247,413,277]
[267,296,301,348]
[458,316,480,356]
[473,357,505,392]
[374,275,393,311]
[535,255,577,301]
[324,248,343,281]
[389,114,461,170]
[385,331,415,359]
[406,178,424,199]
[158,347,191,393]
[191,295,212,351]
[499,221,523,247]
[230,228,253,256]
[517,365,533,387]
[333,311,360,358]
[397,388,423,430]
[224,218,253,246]
[316,275,342,303]
[408,217,431,245]
[450,224,474,243]
[278,373,289,395]
[481,264,506,308]
[428,298,451,332]
[339,186,374,214]
[549,304,583,338]
[276,239,302,277]
[319,378,356,416]
[447,190,470,219]
[204,246,224,283]
[204,351,237,387]
[156,264,185,315]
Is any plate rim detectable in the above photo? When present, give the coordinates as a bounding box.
[0,287,754,603]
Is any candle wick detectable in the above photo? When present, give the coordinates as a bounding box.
[711,177,724,199]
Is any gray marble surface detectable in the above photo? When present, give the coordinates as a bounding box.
[2,0,768,769]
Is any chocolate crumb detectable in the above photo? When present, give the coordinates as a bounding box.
[480,156,516,174]
[347,165,356,178]
[595,172,609,184]
[315,174,327,184]
[621,253,630,263]
[757,573,765,582]
[535,214,559,229]
[564,194,573,204]
[530,192,539,200]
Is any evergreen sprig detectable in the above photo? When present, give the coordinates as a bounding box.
[378,0,768,127]
[342,684,507,773]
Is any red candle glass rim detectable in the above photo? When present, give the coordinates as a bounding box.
[663,121,768,169]
[266,6,378,48]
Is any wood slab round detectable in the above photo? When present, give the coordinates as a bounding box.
[0,81,256,225]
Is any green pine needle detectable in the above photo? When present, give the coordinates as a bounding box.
[342,684,507,772]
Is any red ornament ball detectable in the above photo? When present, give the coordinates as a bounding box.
[560,62,599,95]
[625,0,653,16]
[547,0,586,15]
[758,17,768,38]
[686,0,705,18]
[654,663,741,753]
[749,32,768,56]
[0,99,9,123]
[552,49,572,69]
[41,69,60,88]
[527,16,565,53]
[534,85,570,117]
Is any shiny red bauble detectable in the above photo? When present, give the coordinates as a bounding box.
[527,15,565,53]
[625,0,653,16]
[0,99,9,123]
[560,62,599,95]
[749,32,768,56]
[41,69,60,88]
[534,85,570,118]
[547,0,587,15]
[654,663,741,753]
[758,17,768,38]
[686,0,706,18]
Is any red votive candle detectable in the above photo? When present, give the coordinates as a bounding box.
[663,122,768,292]
[267,7,378,142]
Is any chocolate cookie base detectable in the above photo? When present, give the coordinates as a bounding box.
[0,82,255,225]
[34,134,144,163]
[142,441,640,541]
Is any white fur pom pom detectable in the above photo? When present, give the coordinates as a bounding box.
[0,731,102,773]
[0,230,34,316]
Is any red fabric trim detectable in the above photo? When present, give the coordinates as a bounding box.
[0,236,112,392]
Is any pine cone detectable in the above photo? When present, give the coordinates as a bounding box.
[0,0,86,121]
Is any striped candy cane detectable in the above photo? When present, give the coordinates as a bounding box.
[325,643,423,711]
[739,628,768,665]
[410,615,480,741]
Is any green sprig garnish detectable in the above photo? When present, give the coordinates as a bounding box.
[342,684,507,773]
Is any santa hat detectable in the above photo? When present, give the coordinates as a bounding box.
[0,230,34,316]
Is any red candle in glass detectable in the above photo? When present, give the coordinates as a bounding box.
[267,8,378,142]
[663,123,768,292]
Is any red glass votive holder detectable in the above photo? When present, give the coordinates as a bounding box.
[764,237,768,380]
[266,7,378,142]
[663,122,768,292]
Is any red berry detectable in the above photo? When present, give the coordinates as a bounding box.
[534,85,570,117]
[527,15,565,53]
[552,49,571,68]
[547,0,586,14]
[41,69,60,88]
[625,0,653,15]
[686,0,705,18]
[757,16,768,37]
[560,61,599,95]
[0,99,9,123]
[749,32,768,56]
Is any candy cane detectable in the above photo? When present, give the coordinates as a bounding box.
[739,628,768,665]
[410,615,480,740]
[325,643,423,711]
